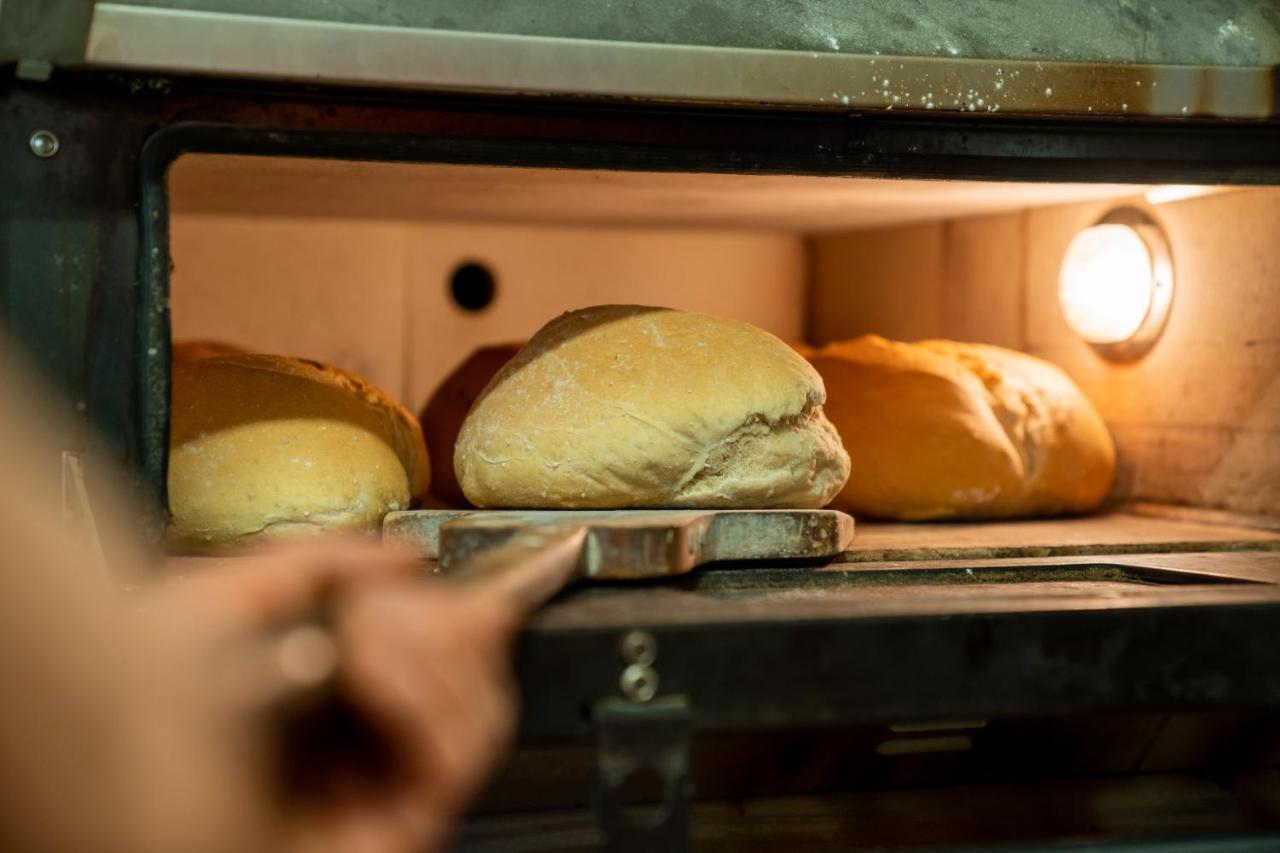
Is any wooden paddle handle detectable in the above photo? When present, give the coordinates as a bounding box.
[445,522,588,616]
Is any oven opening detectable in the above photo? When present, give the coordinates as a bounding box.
[164,154,1280,576]
[143,139,1280,848]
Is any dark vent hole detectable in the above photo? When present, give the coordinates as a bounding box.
[449,262,497,312]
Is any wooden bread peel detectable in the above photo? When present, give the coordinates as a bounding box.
[385,508,856,614]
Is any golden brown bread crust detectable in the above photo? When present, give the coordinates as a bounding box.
[171,340,248,362]
[810,336,1115,520]
[419,343,524,508]
[455,306,850,509]
[168,354,428,548]
[423,340,816,508]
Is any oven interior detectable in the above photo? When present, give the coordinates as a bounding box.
[167,155,1277,520]
[165,155,1280,849]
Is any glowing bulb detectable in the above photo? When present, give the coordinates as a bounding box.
[1058,209,1174,361]
[1058,224,1154,344]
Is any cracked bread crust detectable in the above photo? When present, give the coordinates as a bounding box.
[454,306,850,509]
[168,354,429,549]
[811,335,1115,520]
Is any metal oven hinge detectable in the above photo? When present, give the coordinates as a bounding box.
[592,630,692,853]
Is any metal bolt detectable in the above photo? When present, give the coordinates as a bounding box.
[29,130,60,159]
[620,630,657,666]
[620,663,658,703]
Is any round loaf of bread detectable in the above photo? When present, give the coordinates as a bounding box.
[455,305,850,509]
[809,336,1115,520]
[420,343,524,507]
[169,355,429,548]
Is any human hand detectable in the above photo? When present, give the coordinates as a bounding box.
[150,540,519,853]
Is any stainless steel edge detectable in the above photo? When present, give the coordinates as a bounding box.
[86,4,1276,119]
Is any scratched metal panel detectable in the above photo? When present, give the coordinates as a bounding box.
[84,3,1279,118]
[110,0,1280,67]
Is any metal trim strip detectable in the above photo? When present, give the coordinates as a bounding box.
[86,4,1276,119]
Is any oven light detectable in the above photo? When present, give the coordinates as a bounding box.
[1058,208,1173,361]
[1059,225,1151,343]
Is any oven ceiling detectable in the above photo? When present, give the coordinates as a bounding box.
[169,155,1145,232]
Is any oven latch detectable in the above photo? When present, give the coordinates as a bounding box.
[593,629,692,853]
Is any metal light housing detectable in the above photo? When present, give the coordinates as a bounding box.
[1058,207,1174,361]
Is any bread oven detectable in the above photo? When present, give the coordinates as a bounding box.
[4,2,1280,850]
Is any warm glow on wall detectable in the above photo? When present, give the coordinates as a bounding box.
[1057,209,1173,361]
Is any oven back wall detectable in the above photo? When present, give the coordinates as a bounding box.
[168,214,806,408]
[812,187,1280,517]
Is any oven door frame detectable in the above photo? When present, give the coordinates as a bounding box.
[8,71,1280,850]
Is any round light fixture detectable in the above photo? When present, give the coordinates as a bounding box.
[1057,208,1173,361]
